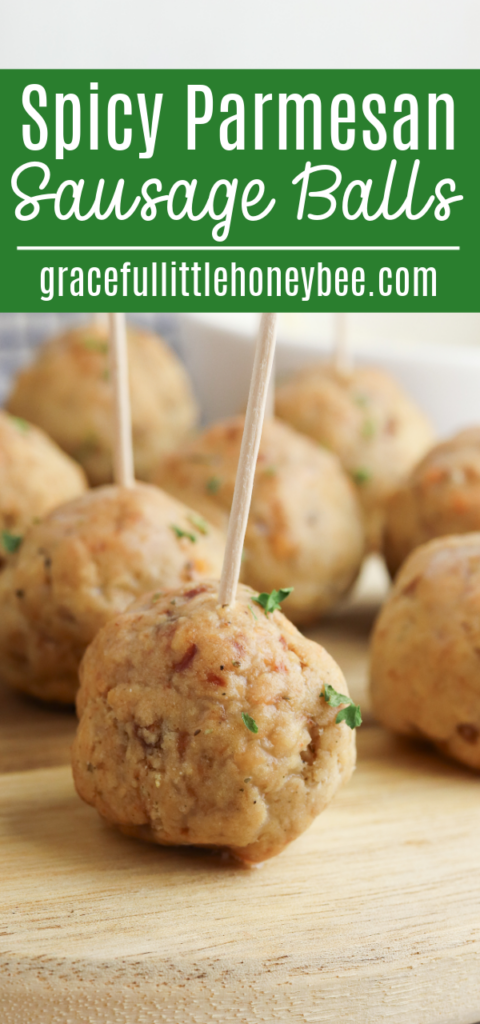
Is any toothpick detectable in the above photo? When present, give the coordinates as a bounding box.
[265,354,275,418]
[108,313,135,488]
[91,312,109,330]
[218,313,278,607]
[332,312,353,376]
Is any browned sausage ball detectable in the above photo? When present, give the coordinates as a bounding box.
[370,534,480,770]
[6,322,198,485]
[276,364,434,551]
[384,428,480,576]
[0,484,224,703]
[0,410,87,550]
[152,416,365,625]
[72,580,356,863]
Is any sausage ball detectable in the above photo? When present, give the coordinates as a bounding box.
[0,410,86,550]
[72,580,356,863]
[276,364,434,551]
[384,428,480,577]
[153,416,365,625]
[0,484,224,703]
[370,534,480,771]
[6,322,198,485]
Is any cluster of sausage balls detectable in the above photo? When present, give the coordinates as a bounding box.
[2,316,478,862]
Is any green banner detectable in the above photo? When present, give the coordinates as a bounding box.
[0,70,477,311]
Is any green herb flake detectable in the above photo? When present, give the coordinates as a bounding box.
[232,660,241,667]
[353,393,369,408]
[352,467,372,486]
[252,587,294,615]
[206,475,222,494]
[361,418,376,439]
[242,713,259,734]
[170,524,197,543]
[336,703,363,728]
[187,512,209,535]
[11,416,29,433]
[248,602,258,622]
[1,530,23,554]
[83,338,109,354]
[151,592,163,603]
[322,683,362,730]
[264,466,277,477]
[74,432,99,458]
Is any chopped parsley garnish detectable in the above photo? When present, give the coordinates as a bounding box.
[352,467,372,486]
[187,512,209,535]
[232,660,241,667]
[322,683,362,729]
[170,524,197,543]
[11,416,29,432]
[252,587,294,615]
[242,713,259,734]
[353,393,369,408]
[264,466,277,477]
[151,592,163,603]
[83,338,108,354]
[206,475,221,494]
[248,602,258,621]
[1,530,23,554]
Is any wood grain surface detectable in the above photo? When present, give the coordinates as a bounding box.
[1,559,479,1024]
[0,685,76,774]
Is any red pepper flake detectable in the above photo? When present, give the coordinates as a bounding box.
[206,672,224,686]
[385,417,398,436]
[184,585,209,600]
[177,731,189,757]
[225,425,242,442]
[174,643,198,672]
[457,723,479,744]
[401,575,421,597]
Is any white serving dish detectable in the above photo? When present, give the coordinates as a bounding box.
[178,312,480,438]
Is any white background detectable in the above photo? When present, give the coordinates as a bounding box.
[1,0,479,69]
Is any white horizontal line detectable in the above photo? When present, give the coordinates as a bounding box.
[17,245,460,252]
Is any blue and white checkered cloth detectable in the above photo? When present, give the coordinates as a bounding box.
[0,312,181,407]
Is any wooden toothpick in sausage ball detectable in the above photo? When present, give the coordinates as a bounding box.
[108,312,135,488]
[72,309,361,864]
[218,312,278,608]
[332,311,353,377]
[0,310,225,705]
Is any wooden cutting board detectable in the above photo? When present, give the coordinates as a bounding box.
[1,568,479,1024]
